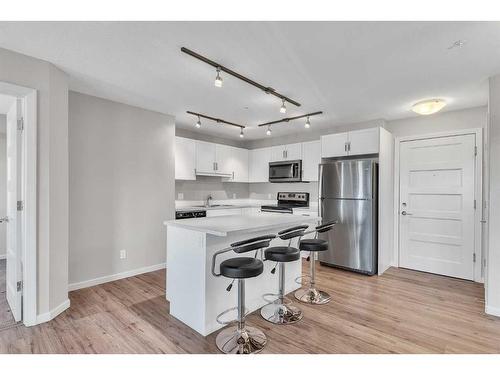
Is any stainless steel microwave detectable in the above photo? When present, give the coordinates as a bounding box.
[269,160,302,183]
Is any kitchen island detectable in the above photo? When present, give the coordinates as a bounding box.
[165,213,320,336]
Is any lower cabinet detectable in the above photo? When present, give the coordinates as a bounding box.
[206,208,243,217]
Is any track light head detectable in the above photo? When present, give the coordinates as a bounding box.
[280,99,287,114]
[195,116,201,128]
[239,128,244,138]
[266,125,272,136]
[214,67,223,88]
[304,116,311,129]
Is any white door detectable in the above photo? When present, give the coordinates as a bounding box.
[348,128,379,155]
[175,137,196,180]
[302,140,321,182]
[5,99,22,322]
[399,134,476,280]
[321,132,349,157]
[195,141,216,174]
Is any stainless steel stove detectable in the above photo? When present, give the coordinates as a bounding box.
[261,192,310,214]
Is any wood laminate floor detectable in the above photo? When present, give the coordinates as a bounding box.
[1,260,499,353]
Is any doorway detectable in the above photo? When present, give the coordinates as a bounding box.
[397,130,482,281]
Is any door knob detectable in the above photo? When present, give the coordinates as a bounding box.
[401,211,413,216]
[0,216,9,223]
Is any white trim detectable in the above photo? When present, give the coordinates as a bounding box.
[36,299,70,325]
[0,255,6,260]
[0,82,38,327]
[393,128,484,283]
[68,263,166,292]
[485,305,500,317]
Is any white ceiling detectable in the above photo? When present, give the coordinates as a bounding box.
[0,21,499,140]
[0,93,15,114]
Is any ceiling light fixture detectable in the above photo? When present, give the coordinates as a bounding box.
[258,111,323,130]
[187,111,245,135]
[181,47,301,108]
[304,116,311,129]
[239,128,244,138]
[214,67,223,88]
[280,99,287,114]
[411,99,447,115]
[266,125,272,136]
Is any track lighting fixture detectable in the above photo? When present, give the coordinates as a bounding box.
[181,47,301,107]
[214,67,223,88]
[187,111,245,136]
[239,128,244,138]
[304,116,311,129]
[280,99,287,114]
[258,111,322,130]
[266,126,272,136]
[195,116,202,128]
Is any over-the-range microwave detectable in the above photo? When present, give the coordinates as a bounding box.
[269,160,302,183]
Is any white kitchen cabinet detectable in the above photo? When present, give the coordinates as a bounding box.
[271,143,302,161]
[229,147,249,182]
[321,128,380,157]
[302,140,321,182]
[215,144,233,175]
[249,147,272,183]
[348,128,380,156]
[206,208,243,217]
[175,137,196,180]
[321,132,349,158]
[196,141,217,174]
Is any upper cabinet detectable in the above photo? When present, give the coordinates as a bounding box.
[214,144,233,175]
[302,140,321,182]
[321,128,380,158]
[249,147,271,183]
[175,137,196,180]
[195,141,217,174]
[271,143,302,162]
[229,147,249,183]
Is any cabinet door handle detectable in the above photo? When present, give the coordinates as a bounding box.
[344,143,347,152]
[348,142,351,152]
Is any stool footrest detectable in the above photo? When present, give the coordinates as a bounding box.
[216,306,250,325]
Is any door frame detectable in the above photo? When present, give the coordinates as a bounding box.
[393,128,484,283]
[0,81,37,326]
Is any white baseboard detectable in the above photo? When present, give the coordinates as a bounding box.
[485,305,500,317]
[68,263,166,292]
[36,299,70,325]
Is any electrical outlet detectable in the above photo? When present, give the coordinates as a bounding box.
[177,192,184,200]
[120,249,127,259]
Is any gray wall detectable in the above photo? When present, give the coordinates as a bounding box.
[176,127,244,148]
[69,91,175,286]
[176,176,249,201]
[0,119,5,258]
[0,47,69,316]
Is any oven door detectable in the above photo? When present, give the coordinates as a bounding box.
[269,160,302,182]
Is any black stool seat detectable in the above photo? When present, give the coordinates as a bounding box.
[299,239,328,252]
[220,257,264,279]
[265,246,300,262]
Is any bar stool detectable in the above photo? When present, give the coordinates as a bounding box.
[260,225,309,325]
[294,220,337,305]
[211,234,276,354]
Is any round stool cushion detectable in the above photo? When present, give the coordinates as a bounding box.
[265,246,301,262]
[299,238,328,252]
[220,257,264,279]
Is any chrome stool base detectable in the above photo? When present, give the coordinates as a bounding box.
[260,300,303,324]
[294,287,331,305]
[215,326,267,354]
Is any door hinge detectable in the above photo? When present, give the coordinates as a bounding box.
[17,200,24,211]
[17,281,23,292]
[473,253,477,263]
[474,146,477,156]
[17,117,24,131]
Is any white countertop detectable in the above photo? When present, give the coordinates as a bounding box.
[165,213,321,236]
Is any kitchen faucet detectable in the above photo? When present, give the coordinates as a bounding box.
[206,195,213,207]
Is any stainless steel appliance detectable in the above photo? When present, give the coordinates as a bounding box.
[318,159,378,275]
[175,209,207,220]
[261,192,309,214]
[269,160,302,183]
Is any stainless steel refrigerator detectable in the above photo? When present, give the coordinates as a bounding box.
[318,159,378,275]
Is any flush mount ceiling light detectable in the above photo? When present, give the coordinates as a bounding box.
[214,67,223,88]
[181,47,301,109]
[280,99,287,114]
[258,111,323,134]
[411,99,447,115]
[187,111,245,135]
